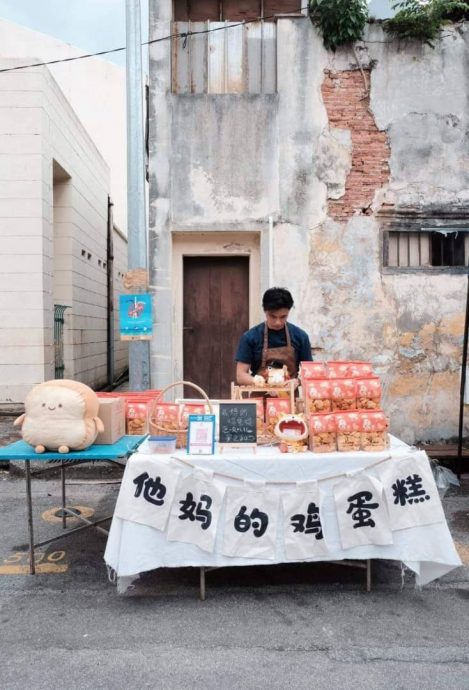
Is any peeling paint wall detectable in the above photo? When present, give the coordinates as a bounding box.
[321,69,390,219]
[149,6,469,443]
[171,95,279,224]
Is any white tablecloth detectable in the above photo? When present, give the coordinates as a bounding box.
[104,436,461,588]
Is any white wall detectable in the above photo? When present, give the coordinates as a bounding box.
[0,18,127,235]
[0,60,127,402]
[0,66,49,402]
[113,228,130,378]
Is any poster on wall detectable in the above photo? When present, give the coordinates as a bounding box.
[119,293,153,341]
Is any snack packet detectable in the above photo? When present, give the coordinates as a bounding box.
[304,379,332,413]
[126,398,149,435]
[300,361,328,380]
[326,361,351,379]
[331,379,357,411]
[348,361,374,377]
[335,411,362,452]
[151,402,180,433]
[309,413,336,453]
[264,398,292,439]
[179,402,208,428]
[360,411,389,451]
[356,377,381,410]
[254,398,265,437]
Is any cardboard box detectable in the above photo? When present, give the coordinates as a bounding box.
[95,397,126,445]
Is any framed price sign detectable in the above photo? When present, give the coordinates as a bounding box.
[187,415,216,455]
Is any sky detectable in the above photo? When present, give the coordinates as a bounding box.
[0,0,393,68]
[0,0,149,67]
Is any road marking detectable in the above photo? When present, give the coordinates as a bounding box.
[0,550,68,574]
[41,505,95,523]
[0,563,68,574]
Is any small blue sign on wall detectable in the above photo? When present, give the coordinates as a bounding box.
[119,293,153,340]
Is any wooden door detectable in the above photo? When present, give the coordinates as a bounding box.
[183,256,249,399]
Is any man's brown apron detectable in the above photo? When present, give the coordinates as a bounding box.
[260,322,297,379]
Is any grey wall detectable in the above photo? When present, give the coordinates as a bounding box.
[171,95,279,225]
[149,6,469,443]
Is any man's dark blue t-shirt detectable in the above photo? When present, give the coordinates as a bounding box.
[235,322,312,376]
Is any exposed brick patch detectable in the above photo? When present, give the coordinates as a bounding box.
[321,70,390,221]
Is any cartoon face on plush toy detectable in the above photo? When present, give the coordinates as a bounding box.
[14,379,104,454]
[27,386,85,421]
[274,412,308,453]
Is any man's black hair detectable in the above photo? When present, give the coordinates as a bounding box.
[262,287,294,311]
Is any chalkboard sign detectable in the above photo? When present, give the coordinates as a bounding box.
[218,402,257,446]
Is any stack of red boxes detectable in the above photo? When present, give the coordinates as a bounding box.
[300,362,389,453]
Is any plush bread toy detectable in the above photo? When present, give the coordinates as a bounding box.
[14,379,104,453]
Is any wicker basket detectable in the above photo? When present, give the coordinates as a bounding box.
[149,381,212,449]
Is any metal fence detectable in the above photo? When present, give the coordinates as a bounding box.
[54,305,69,379]
[171,21,277,94]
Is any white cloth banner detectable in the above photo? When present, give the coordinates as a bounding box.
[334,473,393,549]
[222,483,279,560]
[379,451,446,531]
[106,442,462,587]
[167,470,226,553]
[113,457,180,531]
[281,481,329,560]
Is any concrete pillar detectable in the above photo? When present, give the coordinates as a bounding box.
[148,0,174,390]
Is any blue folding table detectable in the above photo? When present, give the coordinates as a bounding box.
[0,436,146,574]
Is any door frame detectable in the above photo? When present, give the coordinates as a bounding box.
[172,232,261,385]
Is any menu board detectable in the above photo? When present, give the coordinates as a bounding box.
[218,402,257,446]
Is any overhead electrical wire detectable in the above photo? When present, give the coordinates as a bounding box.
[0,6,309,74]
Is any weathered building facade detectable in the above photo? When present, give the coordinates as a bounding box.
[148,3,469,443]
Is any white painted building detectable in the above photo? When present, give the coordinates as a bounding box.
[0,58,128,403]
[0,18,127,235]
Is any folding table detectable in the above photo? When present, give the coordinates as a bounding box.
[104,436,462,598]
[0,435,146,574]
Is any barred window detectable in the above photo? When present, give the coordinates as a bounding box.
[383,228,469,269]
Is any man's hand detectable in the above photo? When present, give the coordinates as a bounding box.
[286,378,299,389]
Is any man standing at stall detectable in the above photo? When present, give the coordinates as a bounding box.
[235,287,313,387]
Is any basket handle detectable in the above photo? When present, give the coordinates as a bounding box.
[152,380,213,413]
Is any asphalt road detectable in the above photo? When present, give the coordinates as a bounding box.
[0,470,468,690]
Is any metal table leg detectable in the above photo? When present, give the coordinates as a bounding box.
[366,559,372,592]
[25,460,35,575]
[200,567,206,601]
[33,513,112,548]
[61,460,66,529]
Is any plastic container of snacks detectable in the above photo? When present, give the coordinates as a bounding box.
[146,435,177,454]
